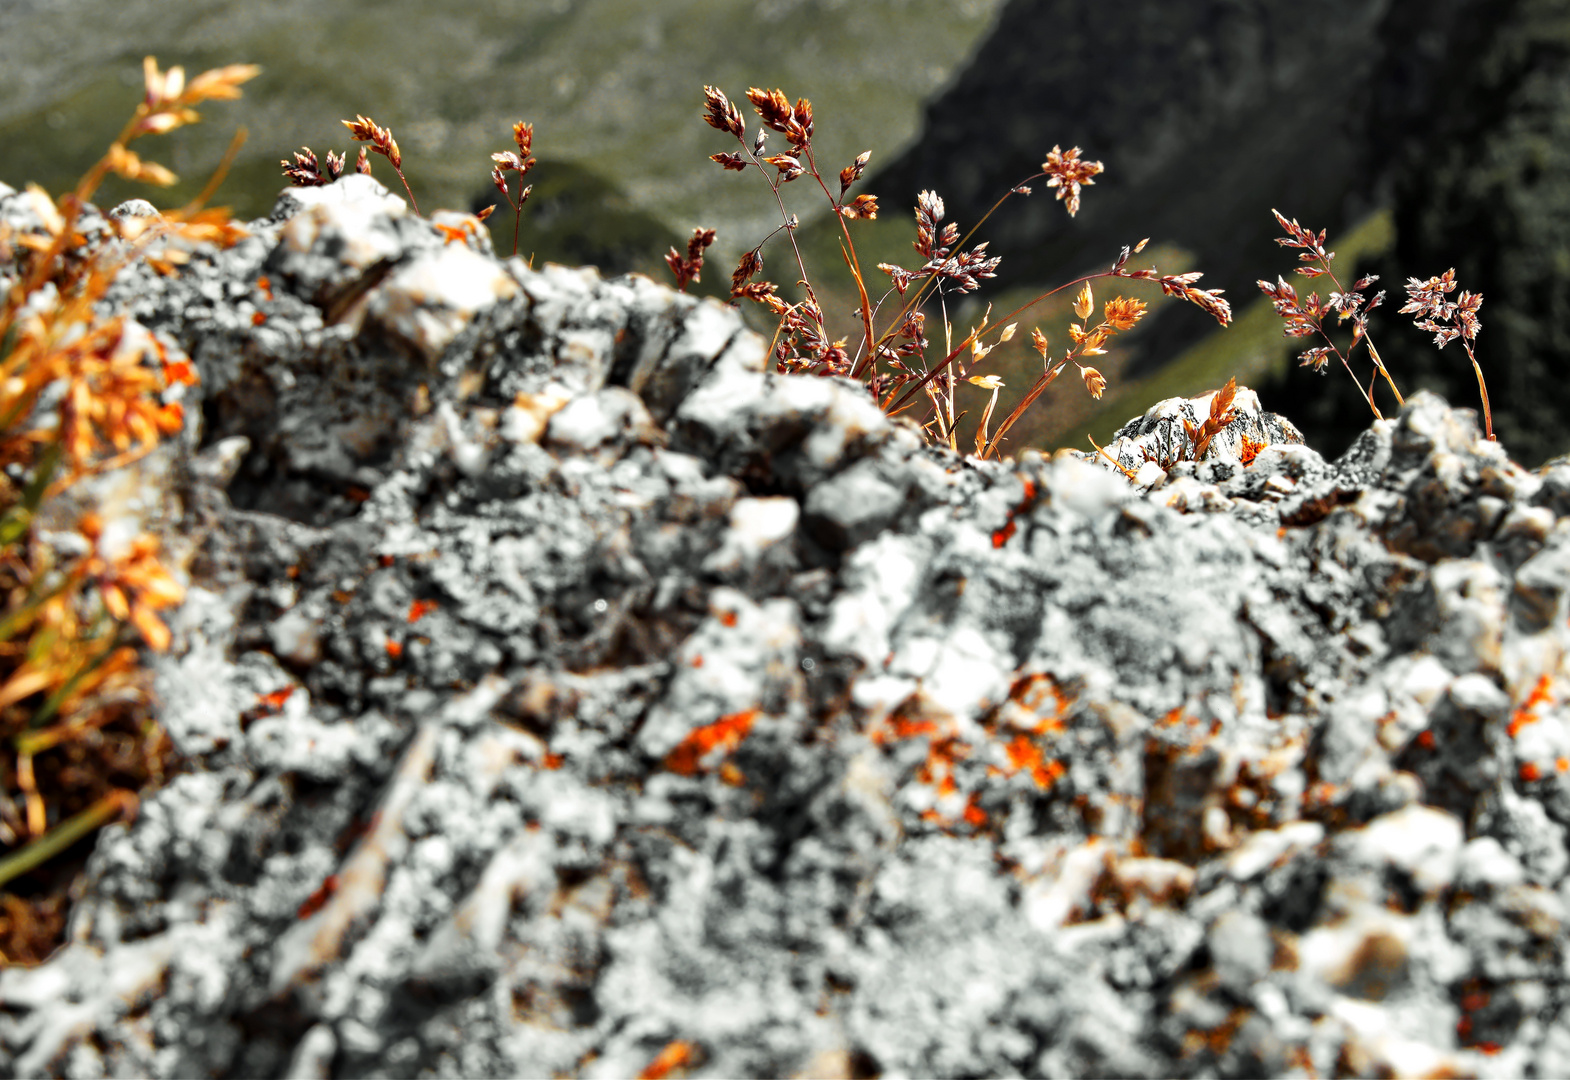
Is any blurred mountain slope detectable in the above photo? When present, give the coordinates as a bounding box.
[0,0,1003,275]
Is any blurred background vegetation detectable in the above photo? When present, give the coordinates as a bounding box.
[4,0,1567,465]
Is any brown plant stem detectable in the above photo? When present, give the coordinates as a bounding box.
[887,270,1111,415]
[1466,343,1494,440]
[852,169,1045,381]
[178,126,248,217]
[981,362,1066,458]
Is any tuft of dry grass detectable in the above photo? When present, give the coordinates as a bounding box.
[0,55,255,965]
[1260,210,1493,440]
[690,85,1234,459]
[287,114,540,260]
[488,121,536,256]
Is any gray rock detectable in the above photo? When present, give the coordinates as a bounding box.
[5,174,1570,1077]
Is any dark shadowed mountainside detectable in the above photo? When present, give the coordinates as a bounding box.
[852,0,1570,465]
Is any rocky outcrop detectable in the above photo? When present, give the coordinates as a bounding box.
[4,176,1570,1077]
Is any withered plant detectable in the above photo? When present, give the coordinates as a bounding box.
[0,56,256,964]
[287,116,540,253]
[1260,210,1493,440]
[489,121,535,256]
[691,85,1234,458]
[666,227,716,294]
[1400,268,1492,440]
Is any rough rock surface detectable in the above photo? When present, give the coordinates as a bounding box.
[4,175,1570,1078]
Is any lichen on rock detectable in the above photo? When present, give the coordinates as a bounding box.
[4,174,1570,1078]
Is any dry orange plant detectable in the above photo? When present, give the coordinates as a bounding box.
[1260,209,1493,440]
[285,117,537,256]
[0,56,256,963]
[691,85,1234,459]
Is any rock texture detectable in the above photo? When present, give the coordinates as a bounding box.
[4,176,1570,1078]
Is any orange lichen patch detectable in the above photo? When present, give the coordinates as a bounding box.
[378,554,396,568]
[870,713,941,747]
[691,654,704,668]
[435,221,481,245]
[250,310,266,326]
[257,687,295,713]
[542,753,564,770]
[1458,985,1490,1014]
[407,598,438,623]
[384,640,403,659]
[994,673,1072,737]
[719,762,746,787]
[1014,673,1068,716]
[1005,734,1066,790]
[1520,762,1544,783]
[1416,730,1436,750]
[664,709,759,776]
[719,610,738,628]
[255,275,274,299]
[638,1040,696,1080]
[296,874,339,919]
[962,798,988,827]
[990,476,1041,549]
[1179,1007,1249,1061]
[1509,674,1554,737]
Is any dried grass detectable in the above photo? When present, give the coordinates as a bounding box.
[1260,210,1493,440]
[691,85,1235,459]
[0,56,255,965]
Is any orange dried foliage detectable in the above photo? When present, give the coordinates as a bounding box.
[1183,378,1238,461]
[0,53,255,963]
[407,598,438,623]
